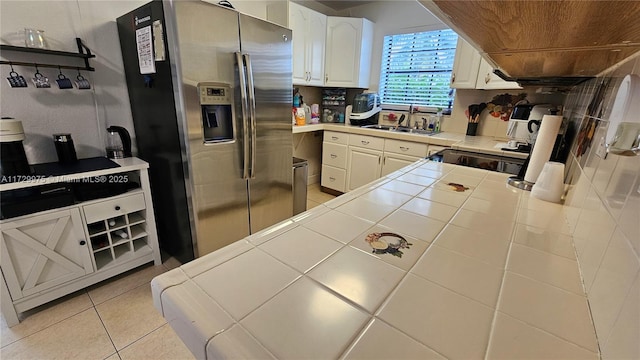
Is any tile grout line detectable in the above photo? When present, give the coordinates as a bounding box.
[482,191,521,360]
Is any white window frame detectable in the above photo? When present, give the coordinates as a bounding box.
[379,28,458,113]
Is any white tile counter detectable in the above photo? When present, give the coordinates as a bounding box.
[292,123,529,159]
[151,160,597,359]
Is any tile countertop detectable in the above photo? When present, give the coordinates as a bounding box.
[292,123,529,159]
[150,160,598,359]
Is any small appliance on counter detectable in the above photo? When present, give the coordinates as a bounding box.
[504,103,556,152]
[0,118,31,176]
[349,93,381,126]
[105,126,132,159]
[53,133,78,164]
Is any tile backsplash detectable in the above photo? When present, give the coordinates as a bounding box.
[562,52,640,359]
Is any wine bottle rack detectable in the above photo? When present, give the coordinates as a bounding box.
[83,192,152,270]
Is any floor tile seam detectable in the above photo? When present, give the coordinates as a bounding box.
[91,279,162,308]
[114,322,169,356]
[91,302,123,352]
[0,293,95,349]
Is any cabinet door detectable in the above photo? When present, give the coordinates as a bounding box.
[289,2,310,85]
[450,38,481,89]
[475,58,522,90]
[347,147,382,191]
[0,208,93,300]
[307,10,326,86]
[381,153,422,177]
[325,17,362,87]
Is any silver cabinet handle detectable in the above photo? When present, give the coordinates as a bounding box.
[451,73,456,83]
[361,140,369,145]
[400,146,409,151]
[329,177,336,181]
[330,154,337,158]
[331,136,338,140]
[485,74,490,84]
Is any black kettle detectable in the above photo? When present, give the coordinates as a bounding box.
[105,126,132,159]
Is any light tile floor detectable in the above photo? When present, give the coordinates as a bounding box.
[0,183,335,360]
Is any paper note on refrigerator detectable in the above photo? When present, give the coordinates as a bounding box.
[136,26,156,74]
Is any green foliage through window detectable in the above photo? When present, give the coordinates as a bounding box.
[379,29,458,108]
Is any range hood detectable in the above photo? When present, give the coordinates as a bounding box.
[420,0,640,86]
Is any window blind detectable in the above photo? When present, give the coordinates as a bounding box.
[379,29,458,109]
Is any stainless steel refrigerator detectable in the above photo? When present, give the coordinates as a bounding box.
[117,0,293,262]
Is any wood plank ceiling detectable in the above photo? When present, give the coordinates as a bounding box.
[422,0,640,77]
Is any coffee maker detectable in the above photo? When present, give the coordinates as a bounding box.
[0,118,31,176]
[505,104,555,152]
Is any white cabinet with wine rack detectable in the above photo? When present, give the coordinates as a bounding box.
[0,157,161,327]
[82,191,153,270]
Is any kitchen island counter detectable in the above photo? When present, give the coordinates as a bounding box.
[151,160,597,359]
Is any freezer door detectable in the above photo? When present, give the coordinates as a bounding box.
[239,14,293,234]
[174,1,250,256]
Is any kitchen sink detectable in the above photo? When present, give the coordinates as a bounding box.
[360,124,440,136]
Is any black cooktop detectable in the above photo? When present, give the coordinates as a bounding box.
[428,149,525,175]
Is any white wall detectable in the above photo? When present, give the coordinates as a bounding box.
[0,0,276,165]
[1,0,148,163]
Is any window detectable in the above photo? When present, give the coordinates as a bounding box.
[379,29,458,110]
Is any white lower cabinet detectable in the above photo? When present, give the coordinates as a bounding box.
[321,131,349,192]
[347,146,382,191]
[0,160,161,327]
[0,208,93,300]
[381,139,428,177]
[83,192,153,271]
[321,131,446,193]
[382,153,423,177]
[321,165,346,192]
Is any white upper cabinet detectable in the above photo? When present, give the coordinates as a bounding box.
[451,37,522,90]
[268,1,326,86]
[450,38,481,89]
[475,57,522,90]
[324,17,374,88]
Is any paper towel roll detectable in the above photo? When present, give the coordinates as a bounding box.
[524,115,563,183]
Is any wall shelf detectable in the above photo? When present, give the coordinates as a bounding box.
[0,38,96,71]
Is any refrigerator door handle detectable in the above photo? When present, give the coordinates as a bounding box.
[236,52,250,180]
[244,53,257,179]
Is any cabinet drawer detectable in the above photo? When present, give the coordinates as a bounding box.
[322,142,347,168]
[83,193,145,224]
[324,131,349,145]
[321,165,346,192]
[349,134,384,150]
[384,139,428,157]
